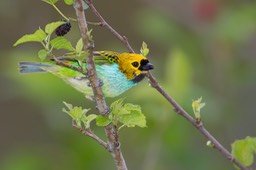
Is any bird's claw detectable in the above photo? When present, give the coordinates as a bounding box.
[98,79,104,87]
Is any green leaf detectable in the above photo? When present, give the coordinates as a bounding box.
[110,98,125,125]
[75,38,83,52]
[62,101,73,111]
[45,21,65,35]
[62,101,90,128]
[119,103,146,129]
[231,136,256,167]
[96,115,111,126]
[42,0,59,5]
[75,51,88,68]
[50,37,74,51]
[206,140,214,148]
[64,0,74,5]
[192,97,206,121]
[13,29,46,46]
[140,41,149,56]
[38,49,48,61]
[110,98,125,115]
[87,29,93,42]
[87,114,98,124]
[81,114,96,129]
[110,99,146,129]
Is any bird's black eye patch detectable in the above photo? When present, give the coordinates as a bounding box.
[132,61,139,67]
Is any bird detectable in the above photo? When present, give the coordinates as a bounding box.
[19,51,154,97]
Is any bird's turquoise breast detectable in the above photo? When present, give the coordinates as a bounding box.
[96,64,137,97]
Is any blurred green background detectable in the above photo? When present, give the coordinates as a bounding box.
[1,0,256,169]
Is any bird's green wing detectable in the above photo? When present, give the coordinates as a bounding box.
[93,51,120,64]
[52,51,119,66]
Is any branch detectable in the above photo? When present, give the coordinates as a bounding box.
[52,56,84,73]
[72,121,109,150]
[83,1,249,170]
[146,72,249,170]
[74,1,128,170]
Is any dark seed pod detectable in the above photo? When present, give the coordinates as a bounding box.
[55,22,71,36]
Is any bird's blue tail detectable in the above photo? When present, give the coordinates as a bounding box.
[19,62,51,74]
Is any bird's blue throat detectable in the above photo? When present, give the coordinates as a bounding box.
[96,64,145,97]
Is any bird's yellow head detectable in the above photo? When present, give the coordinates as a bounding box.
[96,51,154,80]
[116,53,154,80]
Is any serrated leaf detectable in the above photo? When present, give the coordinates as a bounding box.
[118,106,130,115]
[120,112,146,128]
[124,103,142,112]
[231,136,256,168]
[119,103,146,128]
[38,49,48,61]
[96,115,111,126]
[13,29,46,46]
[64,0,74,5]
[42,0,59,5]
[75,38,83,52]
[81,113,96,129]
[65,106,83,119]
[110,99,146,129]
[62,101,90,128]
[45,21,65,35]
[87,114,97,123]
[140,41,149,56]
[50,37,74,51]
[110,98,125,125]
[110,98,125,115]
[119,103,140,116]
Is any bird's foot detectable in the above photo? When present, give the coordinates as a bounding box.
[98,79,104,87]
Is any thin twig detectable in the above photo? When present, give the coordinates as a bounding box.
[74,1,128,170]
[84,1,249,169]
[72,121,109,150]
[81,128,109,150]
[52,56,84,73]
[87,21,104,26]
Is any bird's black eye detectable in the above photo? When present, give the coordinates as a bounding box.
[132,61,139,67]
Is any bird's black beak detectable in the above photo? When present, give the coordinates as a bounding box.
[142,62,154,71]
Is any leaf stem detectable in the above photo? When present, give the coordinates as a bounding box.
[40,41,48,50]
[52,3,69,21]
